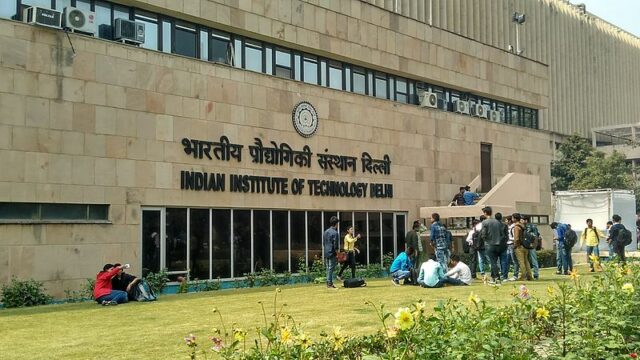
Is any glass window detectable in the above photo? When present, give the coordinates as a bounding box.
[395,214,406,256]
[244,40,263,72]
[368,212,381,266]
[75,0,91,12]
[307,211,322,267]
[253,210,270,271]
[88,205,109,220]
[233,38,242,68]
[189,209,210,280]
[303,55,318,85]
[375,73,387,99]
[0,0,16,19]
[345,66,351,92]
[41,204,86,220]
[135,11,158,51]
[367,72,374,96]
[199,29,208,60]
[272,211,289,272]
[354,212,367,265]
[290,211,306,273]
[174,21,197,58]
[339,212,353,245]
[264,45,272,75]
[0,203,38,220]
[232,210,251,276]
[22,0,52,9]
[320,59,327,86]
[510,106,521,125]
[328,61,343,90]
[161,20,171,53]
[523,109,533,128]
[294,54,301,81]
[323,211,338,231]
[113,5,129,22]
[165,208,188,273]
[55,0,71,11]
[141,210,161,277]
[389,76,395,100]
[382,213,394,257]
[95,1,112,39]
[275,48,292,79]
[352,67,366,95]
[396,78,407,103]
[210,30,231,64]
[212,209,231,278]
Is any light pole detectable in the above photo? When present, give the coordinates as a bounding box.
[511,12,526,55]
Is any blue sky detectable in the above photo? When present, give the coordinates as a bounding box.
[569,0,640,37]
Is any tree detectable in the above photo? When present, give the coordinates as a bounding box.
[570,150,633,190]
[550,134,594,191]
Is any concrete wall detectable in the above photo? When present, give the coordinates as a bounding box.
[0,0,553,296]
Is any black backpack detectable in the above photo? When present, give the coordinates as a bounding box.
[617,226,632,246]
[343,278,366,288]
[564,229,578,249]
[471,229,484,251]
[521,226,538,249]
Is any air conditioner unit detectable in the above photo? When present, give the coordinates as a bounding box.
[419,91,438,109]
[453,100,469,115]
[471,103,488,118]
[63,7,96,35]
[23,6,62,29]
[114,18,145,45]
[488,110,502,122]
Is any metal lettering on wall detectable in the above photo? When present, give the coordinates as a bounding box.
[179,136,393,198]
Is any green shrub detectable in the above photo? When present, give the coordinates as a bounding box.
[144,269,169,295]
[64,278,95,303]
[1,277,53,308]
[536,249,557,268]
[191,278,221,292]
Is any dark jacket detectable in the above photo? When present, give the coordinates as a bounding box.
[405,230,419,251]
[323,226,339,258]
[479,218,507,247]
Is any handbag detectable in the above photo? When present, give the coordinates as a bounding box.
[336,251,348,263]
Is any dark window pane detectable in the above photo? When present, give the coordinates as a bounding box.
[307,211,322,267]
[55,0,71,11]
[212,209,231,278]
[88,205,109,220]
[354,212,367,265]
[95,1,112,39]
[275,49,292,79]
[162,20,171,53]
[339,211,352,249]
[375,73,387,99]
[0,0,17,19]
[113,5,129,21]
[0,203,38,220]
[135,11,158,51]
[368,213,381,266]
[353,68,366,95]
[41,204,86,220]
[272,211,288,272]
[253,210,270,271]
[165,208,188,272]
[323,211,338,232]
[290,211,306,273]
[329,61,343,90]
[22,0,52,9]
[211,31,231,64]
[244,40,262,72]
[141,210,161,277]
[303,56,318,85]
[382,213,394,258]
[233,210,251,276]
[396,214,406,256]
[75,0,91,12]
[189,209,210,280]
[175,22,197,58]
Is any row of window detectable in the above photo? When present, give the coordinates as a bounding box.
[1,0,538,129]
[142,208,407,280]
[0,202,109,222]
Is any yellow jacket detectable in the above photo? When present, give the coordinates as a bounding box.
[580,227,605,247]
[343,234,358,251]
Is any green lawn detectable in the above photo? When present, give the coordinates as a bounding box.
[0,266,592,359]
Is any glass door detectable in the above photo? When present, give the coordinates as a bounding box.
[141,208,162,277]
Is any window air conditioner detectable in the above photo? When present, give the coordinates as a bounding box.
[114,18,145,45]
[23,6,62,29]
[63,7,96,35]
[419,91,438,109]
[488,110,502,122]
[471,103,488,118]
[453,100,469,115]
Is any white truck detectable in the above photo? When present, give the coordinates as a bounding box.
[554,189,637,253]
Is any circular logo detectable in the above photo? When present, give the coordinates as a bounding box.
[292,101,318,138]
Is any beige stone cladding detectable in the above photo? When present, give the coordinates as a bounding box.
[0,15,550,296]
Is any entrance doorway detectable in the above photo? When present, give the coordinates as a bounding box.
[480,143,492,192]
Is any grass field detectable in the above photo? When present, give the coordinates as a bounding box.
[0,266,592,359]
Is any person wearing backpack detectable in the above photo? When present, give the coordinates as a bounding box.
[512,213,533,281]
[478,207,508,285]
[608,214,629,263]
[466,217,490,280]
[579,219,605,272]
[522,215,540,280]
[550,222,569,275]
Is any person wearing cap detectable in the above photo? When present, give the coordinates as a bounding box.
[478,206,508,284]
[111,263,141,300]
[93,263,130,305]
[323,216,340,289]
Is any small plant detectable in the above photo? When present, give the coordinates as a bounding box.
[64,278,95,303]
[177,277,189,294]
[382,252,394,268]
[191,278,221,292]
[1,277,53,308]
[144,269,169,295]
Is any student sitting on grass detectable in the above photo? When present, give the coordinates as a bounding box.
[94,263,130,306]
[390,247,414,286]
[444,254,472,285]
[417,254,467,288]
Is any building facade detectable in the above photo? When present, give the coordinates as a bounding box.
[2,0,628,296]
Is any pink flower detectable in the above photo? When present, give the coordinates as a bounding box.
[210,336,224,352]
[518,284,530,300]
[630,353,637,358]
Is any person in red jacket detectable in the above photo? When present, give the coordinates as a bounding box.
[94,263,129,305]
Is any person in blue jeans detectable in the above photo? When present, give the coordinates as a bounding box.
[430,213,451,271]
[550,222,568,274]
[323,216,340,289]
[523,216,540,279]
[390,247,414,285]
[417,254,464,288]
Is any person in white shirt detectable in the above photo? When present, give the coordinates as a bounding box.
[445,254,472,285]
[505,215,519,280]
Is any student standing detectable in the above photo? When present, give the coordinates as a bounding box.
[337,226,361,280]
[580,218,605,272]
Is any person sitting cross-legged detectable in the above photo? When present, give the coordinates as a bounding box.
[94,263,130,306]
[444,254,472,285]
[417,254,467,288]
[389,247,414,286]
